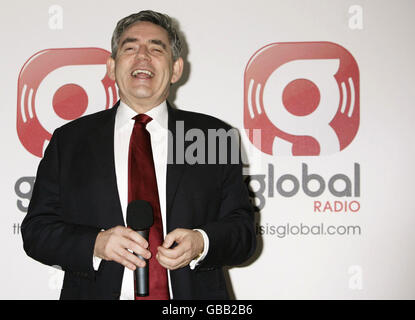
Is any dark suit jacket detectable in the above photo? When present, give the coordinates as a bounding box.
[21,101,256,300]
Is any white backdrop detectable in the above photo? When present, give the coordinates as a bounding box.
[1,0,415,299]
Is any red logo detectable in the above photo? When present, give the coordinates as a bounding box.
[244,42,359,156]
[17,48,118,158]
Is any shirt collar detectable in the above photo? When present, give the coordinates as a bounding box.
[115,100,168,131]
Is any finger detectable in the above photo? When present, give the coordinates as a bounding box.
[156,251,186,270]
[113,252,139,271]
[117,248,146,268]
[120,238,151,260]
[124,228,149,249]
[162,228,184,248]
[158,243,186,259]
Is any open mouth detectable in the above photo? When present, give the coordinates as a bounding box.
[131,69,154,79]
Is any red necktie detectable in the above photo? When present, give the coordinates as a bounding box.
[128,113,169,300]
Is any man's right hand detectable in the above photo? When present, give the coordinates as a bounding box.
[93,226,151,271]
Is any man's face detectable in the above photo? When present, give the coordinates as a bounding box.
[107,21,183,109]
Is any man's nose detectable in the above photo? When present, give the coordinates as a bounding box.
[136,46,151,61]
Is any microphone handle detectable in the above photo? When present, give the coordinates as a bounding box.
[134,229,149,297]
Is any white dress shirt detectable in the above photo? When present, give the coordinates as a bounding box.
[94,100,208,300]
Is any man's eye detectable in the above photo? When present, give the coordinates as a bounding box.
[123,46,136,52]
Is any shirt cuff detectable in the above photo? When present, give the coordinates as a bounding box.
[93,255,102,271]
[189,229,209,270]
[92,229,105,271]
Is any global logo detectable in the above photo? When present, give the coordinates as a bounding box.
[17,47,118,158]
[244,41,360,156]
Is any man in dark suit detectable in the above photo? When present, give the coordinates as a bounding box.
[21,10,255,300]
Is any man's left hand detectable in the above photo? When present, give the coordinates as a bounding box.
[156,228,204,270]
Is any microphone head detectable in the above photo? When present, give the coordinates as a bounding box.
[126,200,153,230]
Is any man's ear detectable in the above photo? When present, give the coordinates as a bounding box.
[106,56,116,81]
[171,57,184,84]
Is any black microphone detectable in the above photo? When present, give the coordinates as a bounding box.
[126,200,153,297]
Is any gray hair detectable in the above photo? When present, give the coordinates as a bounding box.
[111,10,182,61]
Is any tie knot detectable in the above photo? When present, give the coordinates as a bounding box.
[133,114,153,127]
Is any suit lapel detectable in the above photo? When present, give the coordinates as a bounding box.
[85,102,124,227]
[166,103,187,228]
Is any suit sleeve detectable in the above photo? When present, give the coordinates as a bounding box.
[21,128,101,275]
[198,136,256,268]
